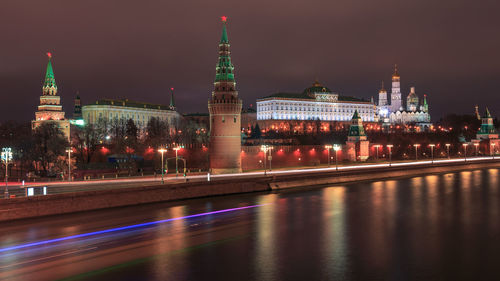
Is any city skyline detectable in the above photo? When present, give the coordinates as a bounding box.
[1,0,499,121]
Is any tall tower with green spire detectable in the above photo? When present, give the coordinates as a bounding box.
[169,87,176,111]
[32,53,70,139]
[208,17,243,174]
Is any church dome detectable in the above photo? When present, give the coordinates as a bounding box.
[303,80,332,94]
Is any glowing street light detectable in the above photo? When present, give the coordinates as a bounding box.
[413,144,420,160]
[65,147,72,181]
[324,145,333,167]
[1,147,13,198]
[473,143,479,156]
[445,143,451,159]
[333,144,341,171]
[429,144,435,164]
[158,147,167,183]
[387,144,393,166]
[374,144,381,161]
[492,143,496,159]
[463,143,468,162]
[261,145,274,175]
[173,145,184,178]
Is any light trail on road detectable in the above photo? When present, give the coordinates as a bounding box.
[0,204,265,254]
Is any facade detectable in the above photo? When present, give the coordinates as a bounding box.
[208,17,243,174]
[345,110,369,161]
[82,96,180,129]
[472,107,500,155]
[257,81,375,122]
[377,65,431,127]
[31,53,70,139]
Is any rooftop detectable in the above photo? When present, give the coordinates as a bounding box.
[86,99,175,111]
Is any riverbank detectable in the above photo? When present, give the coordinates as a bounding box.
[1,159,499,222]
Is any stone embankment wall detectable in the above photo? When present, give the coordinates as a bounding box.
[1,160,499,222]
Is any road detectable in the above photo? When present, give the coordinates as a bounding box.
[1,165,500,280]
[2,156,498,198]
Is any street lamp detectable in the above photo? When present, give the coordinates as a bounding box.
[474,143,479,157]
[333,144,341,171]
[1,147,13,199]
[324,145,333,167]
[413,144,420,161]
[65,147,72,181]
[445,143,451,159]
[387,144,393,166]
[173,145,184,178]
[463,143,468,162]
[374,144,380,161]
[492,143,496,159]
[429,144,435,164]
[261,145,273,174]
[158,147,167,183]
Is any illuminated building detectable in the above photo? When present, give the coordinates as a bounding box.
[81,95,180,129]
[473,107,500,155]
[208,17,243,174]
[256,80,375,122]
[31,53,70,139]
[377,65,431,128]
[345,110,369,161]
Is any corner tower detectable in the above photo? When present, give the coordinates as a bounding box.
[390,64,402,112]
[32,53,70,139]
[208,17,243,174]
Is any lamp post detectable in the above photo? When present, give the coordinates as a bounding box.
[261,145,273,175]
[158,147,167,184]
[374,144,380,161]
[445,143,451,159]
[387,144,393,166]
[414,144,420,161]
[1,148,12,199]
[429,144,435,164]
[492,143,496,159]
[66,147,72,181]
[325,145,333,167]
[173,145,184,178]
[333,144,341,171]
[474,143,479,157]
[463,143,468,162]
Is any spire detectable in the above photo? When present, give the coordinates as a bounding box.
[169,87,176,110]
[43,52,57,90]
[352,109,360,120]
[379,81,386,92]
[485,107,492,118]
[392,64,400,78]
[214,17,235,83]
[220,16,229,44]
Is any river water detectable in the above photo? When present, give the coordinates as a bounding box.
[1,168,500,281]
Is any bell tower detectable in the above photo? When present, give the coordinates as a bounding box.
[390,64,402,112]
[208,17,243,174]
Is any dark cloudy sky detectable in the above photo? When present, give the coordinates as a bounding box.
[1,0,499,121]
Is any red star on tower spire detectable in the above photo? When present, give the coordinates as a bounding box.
[47,52,52,58]
[221,16,227,22]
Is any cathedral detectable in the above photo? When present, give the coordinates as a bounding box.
[376,65,431,129]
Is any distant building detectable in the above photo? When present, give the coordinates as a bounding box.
[257,80,375,122]
[473,107,500,155]
[376,65,431,128]
[345,110,369,161]
[31,53,70,139]
[81,96,180,129]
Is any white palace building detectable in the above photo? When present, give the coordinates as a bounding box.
[256,81,376,123]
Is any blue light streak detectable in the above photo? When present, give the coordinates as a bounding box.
[0,204,264,253]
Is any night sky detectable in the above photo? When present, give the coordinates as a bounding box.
[1,0,499,122]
